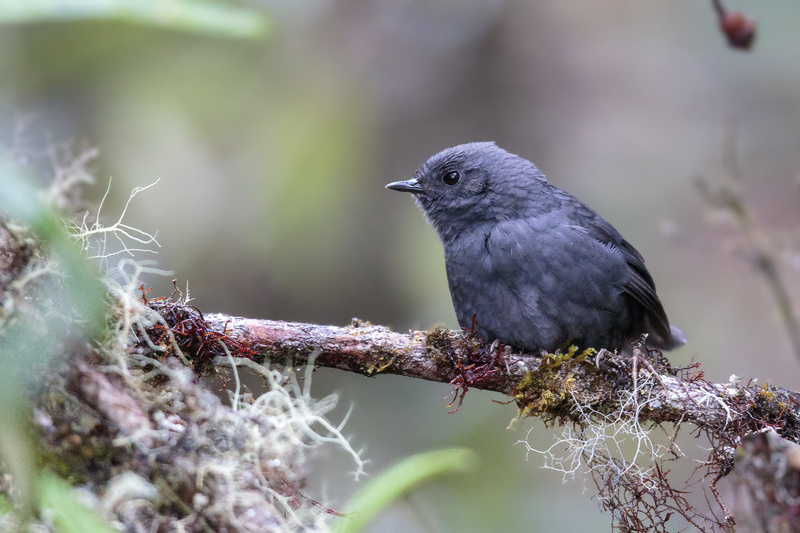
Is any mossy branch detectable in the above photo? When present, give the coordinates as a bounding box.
[147,300,800,444]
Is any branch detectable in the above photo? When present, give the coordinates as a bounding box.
[146,300,800,443]
[205,314,530,394]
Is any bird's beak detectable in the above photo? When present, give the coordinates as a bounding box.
[385,178,424,193]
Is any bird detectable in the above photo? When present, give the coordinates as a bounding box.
[386,142,685,354]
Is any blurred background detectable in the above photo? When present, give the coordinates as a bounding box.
[2,0,799,530]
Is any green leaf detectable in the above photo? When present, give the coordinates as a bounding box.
[0,493,10,514]
[333,448,478,533]
[0,0,270,38]
[38,472,117,533]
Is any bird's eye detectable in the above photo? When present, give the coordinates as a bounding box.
[443,171,460,185]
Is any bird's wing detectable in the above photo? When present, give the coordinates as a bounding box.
[566,202,672,341]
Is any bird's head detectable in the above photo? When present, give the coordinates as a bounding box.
[386,142,553,241]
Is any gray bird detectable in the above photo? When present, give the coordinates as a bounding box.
[386,142,685,354]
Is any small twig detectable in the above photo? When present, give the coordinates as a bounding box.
[709,473,735,525]
[696,129,800,363]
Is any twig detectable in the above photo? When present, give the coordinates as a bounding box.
[696,129,800,363]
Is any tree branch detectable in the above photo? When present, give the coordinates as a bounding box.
[204,314,533,394]
[147,300,800,444]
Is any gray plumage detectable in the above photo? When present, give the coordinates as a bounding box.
[386,142,685,354]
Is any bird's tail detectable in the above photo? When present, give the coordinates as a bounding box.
[650,324,686,351]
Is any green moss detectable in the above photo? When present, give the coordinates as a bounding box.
[511,346,600,422]
[364,355,395,376]
[758,383,775,402]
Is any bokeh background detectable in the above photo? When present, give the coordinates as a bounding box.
[2,1,800,531]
